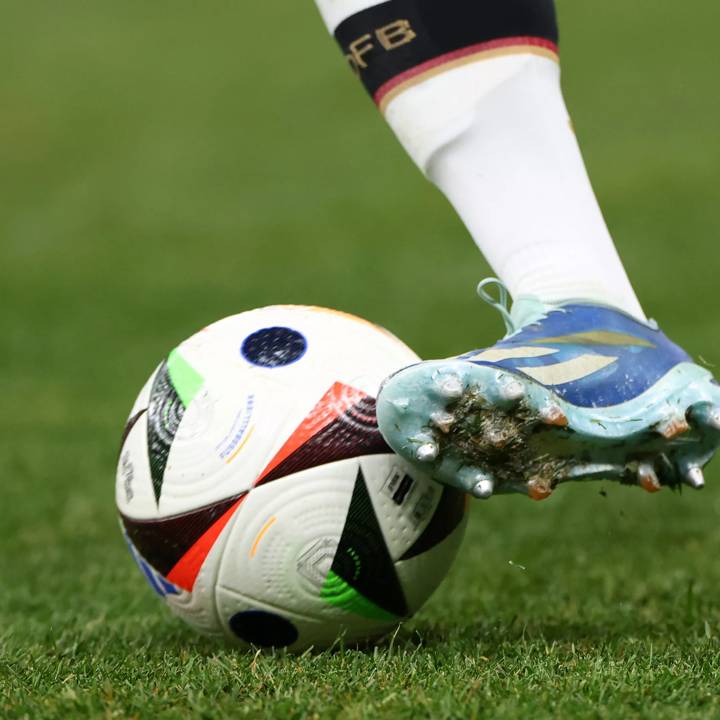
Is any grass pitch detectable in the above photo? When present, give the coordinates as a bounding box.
[2,1,720,717]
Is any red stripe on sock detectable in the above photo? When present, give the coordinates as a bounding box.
[374,36,559,109]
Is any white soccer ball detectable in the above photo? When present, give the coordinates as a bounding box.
[116,305,467,650]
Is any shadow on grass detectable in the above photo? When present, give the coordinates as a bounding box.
[123,613,686,662]
[104,581,706,660]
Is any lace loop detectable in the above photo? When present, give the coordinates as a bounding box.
[476,278,516,335]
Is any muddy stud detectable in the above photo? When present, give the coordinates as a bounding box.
[486,429,508,449]
[539,404,568,427]
[655,415,690,440]
[527,479,553,501]
[430,410,455,434]
[637,463,662,493]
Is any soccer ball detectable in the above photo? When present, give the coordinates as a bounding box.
[116,305,467,650]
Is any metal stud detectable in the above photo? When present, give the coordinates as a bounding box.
[416,441,439,463]
[705,405,720,432]
[390,397,410,412]
[436,373,464,399]
[684,466,705,490]
[430,410,455,433]
[691,403,720,432]
[500,379,525,403]
[472,477,495,500]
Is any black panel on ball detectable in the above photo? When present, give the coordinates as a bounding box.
[229,610,299,648]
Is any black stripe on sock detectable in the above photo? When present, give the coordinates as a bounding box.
[334,0,558,100]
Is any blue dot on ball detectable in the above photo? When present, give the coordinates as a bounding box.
[229,610,299,647]
[241,327,307,368]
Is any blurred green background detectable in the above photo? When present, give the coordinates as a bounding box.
[2,1,720,717]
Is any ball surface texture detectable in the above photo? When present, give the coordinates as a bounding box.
[117,306,466,650]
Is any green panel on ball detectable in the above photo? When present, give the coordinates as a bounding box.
[321,570,396,622]
[167,349,204,408]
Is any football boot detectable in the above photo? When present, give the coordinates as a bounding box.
[377,279,720,500]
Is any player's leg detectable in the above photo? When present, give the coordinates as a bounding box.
[315,0,642,317]
[313,0,720,499]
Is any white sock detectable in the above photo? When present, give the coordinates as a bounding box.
[314,0,645,320]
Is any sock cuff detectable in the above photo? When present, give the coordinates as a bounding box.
[326,0,558,110]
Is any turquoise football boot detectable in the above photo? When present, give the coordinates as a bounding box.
[377,279,720,501]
